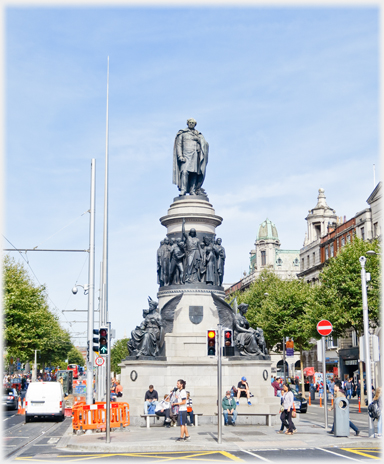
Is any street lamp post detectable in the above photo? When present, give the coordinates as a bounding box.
[359,256,374,437]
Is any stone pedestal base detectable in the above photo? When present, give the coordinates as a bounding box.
[119,357,279,425]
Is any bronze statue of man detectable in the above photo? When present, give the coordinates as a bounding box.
[173,118,209,196]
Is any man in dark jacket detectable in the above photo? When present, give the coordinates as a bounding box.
[222,390,237,426]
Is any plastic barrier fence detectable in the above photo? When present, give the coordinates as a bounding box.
[72,402,130,432]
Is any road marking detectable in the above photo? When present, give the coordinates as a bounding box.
[316,447,364,461]
[238,449,273,462]
[50,451,244,461]
[340,448,381,460]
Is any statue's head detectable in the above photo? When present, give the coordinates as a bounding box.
[148,296,159,312]
[176,238,181,244]
[164,237,169,245]
[160,240,164,245]
[179,240,185,249]
[189,228,197,237]
[238,303,249,315]
[169,238,175,245]
[216,238,222,245]
[187,118,197,129]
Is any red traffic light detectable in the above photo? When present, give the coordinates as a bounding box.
[100,328,107,337]
[224,331,231,339]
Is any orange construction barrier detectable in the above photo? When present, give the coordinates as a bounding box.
[308,395,311,406]
[72,402,130,433]
[358,397,361,413]
[320,396,322,407]
[17,397,25,415]
[331,397,334,407]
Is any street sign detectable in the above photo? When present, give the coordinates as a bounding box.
[317,319,333,337]
[95,356,105,367]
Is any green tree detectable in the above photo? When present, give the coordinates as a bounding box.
[3,256,73,368]
[67,347,85,366]
[307,238,380,404]
[308,237,381,337]
[111,338,130,375]
[233,270,315,394]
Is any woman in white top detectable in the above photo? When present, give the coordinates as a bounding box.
[281,383,295,435]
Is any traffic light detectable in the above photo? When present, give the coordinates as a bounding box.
[223,329,234,356]
[99,327,108,356]
[207,330,216,356]
[92,329,100,353]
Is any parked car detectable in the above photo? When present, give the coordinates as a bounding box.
[3,387,19,410]
[293,391,308,413]
[24,381,65,423]
[67,364,79,379]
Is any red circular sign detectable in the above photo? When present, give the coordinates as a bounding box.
[317,319,333,336]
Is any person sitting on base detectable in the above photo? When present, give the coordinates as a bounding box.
[155,394,172,427]
[236,377,252,406]
[222,390,237,426]
[144,384,158,414]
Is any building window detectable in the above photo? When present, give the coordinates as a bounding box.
[325,247,329,260]
[326,336,338,349]
[276,257,283,266]
[330,243,334,257]
[341,236,345,247]
[347,234,351,242]
[261,250,266,266]
[361,227,365,240]
[293,258,299,266]
[301,258,304,270]
[312,252,316,265]
[351,330,358,347]
[374,222,378,237]
[307,255,310,268]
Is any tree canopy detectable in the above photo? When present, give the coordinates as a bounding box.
[308,237,381,337]
[3,255,73,366]
[111,338,130,375]
[232,270,315,353]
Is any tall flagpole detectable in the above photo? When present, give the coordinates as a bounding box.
[101,57,109,401]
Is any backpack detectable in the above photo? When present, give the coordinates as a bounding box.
[368,400,381,421]
[147,402,156,415]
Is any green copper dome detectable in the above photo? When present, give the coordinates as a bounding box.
[257,218,279,240]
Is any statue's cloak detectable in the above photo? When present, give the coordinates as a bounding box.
[172,129,209,192]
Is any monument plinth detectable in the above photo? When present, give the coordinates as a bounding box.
[120,119,279,424]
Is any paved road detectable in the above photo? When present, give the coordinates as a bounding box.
[11,446,381,462]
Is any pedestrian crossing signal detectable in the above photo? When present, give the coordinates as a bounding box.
[99,327,108,356]
[223,329,234,356]
[207,330,216,356]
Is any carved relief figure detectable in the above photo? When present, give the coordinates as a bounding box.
[182,218,202,283]
[214,238,226,286]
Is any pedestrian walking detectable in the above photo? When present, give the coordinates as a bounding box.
[172,379,190,442]
[278,383,295,435]
[369,387,382,439]
[186,391,194,426]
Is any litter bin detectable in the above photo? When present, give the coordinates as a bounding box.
[334,397,350,437]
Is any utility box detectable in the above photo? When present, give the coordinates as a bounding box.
[334,397,350,437]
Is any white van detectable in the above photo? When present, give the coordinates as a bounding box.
[25,382,65,423]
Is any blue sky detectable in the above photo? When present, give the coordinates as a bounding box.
[4,6,380,346]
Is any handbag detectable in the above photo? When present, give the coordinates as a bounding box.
[279,405,285,412]
[187,407,192,412]
[292,405,297,418]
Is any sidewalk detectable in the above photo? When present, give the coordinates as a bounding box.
[58,416,380,454]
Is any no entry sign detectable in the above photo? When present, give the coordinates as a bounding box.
[317,320,333,337]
